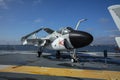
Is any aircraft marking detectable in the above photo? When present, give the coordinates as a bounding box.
[59,40,64,46]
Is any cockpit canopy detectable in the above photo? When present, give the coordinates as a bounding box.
[57,27,74,35]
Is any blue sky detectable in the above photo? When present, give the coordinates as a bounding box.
[0,0,120,45]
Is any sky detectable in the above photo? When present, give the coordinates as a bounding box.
[0,0,120,45]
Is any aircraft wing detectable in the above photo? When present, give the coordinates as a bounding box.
[21,27,53,46]
[44,28,54,34]
[22,38,50,46]
[22,27,54,40]
[22,28,43,40]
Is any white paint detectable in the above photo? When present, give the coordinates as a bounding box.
[51,37,66,50]
[108,5,120,48]
[115,37,120,48]
[108,5,120,30]
[0,65,13,69]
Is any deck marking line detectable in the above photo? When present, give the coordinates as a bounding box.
[0,65,120,80]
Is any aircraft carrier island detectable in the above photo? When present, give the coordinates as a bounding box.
[0,47,120,80]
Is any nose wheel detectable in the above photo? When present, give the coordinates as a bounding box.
[71,58,77,63]
[70,49,78,63]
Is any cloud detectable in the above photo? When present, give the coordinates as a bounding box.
[0,16,2,18]
[33,0,42,6]
[0,0,8,9]
[99,18,110,23]
[92,36,116,45]
[109,34,120,38]
[109,35,116,38]
[0,39,20,45]
[0,0,24,9]
[105,29,119,33]
[34,18,42,23]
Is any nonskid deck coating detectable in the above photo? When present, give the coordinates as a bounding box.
[0,65,120,80]
[0,51,120,80]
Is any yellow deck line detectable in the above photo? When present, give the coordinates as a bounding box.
[0,65,120,80]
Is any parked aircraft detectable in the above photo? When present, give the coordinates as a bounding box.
[21,19,93,62]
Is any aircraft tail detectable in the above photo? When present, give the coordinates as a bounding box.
[108,5,120,30]
[115,37,120,48]
[108,5,120,48]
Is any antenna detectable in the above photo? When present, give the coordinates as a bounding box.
[75,19,87,30]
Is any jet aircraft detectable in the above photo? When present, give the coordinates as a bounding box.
[21,19,93,62]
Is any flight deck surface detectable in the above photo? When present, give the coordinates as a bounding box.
[0,51,120,80]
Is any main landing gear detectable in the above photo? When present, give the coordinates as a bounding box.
[37,51,42,57]
[37,47,43,57]
[56,51,61,59]
[55,50,78,63]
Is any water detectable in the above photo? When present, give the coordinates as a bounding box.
[78,45,118,52]
[0,45,118,52]
[0,45,37,51]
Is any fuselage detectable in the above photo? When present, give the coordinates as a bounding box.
[45,27,93,50]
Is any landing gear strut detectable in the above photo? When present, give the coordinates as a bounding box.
[70,49,78,63]
[37,47,43,57]
[37,51,42,57]
[56,51,61,59]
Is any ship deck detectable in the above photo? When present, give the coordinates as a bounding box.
[0,51,120,80]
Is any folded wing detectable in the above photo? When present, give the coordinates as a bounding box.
[21,27,53,46]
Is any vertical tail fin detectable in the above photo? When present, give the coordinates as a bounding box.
[115,37,120,48]
[108,5,120,30]
[108,5,120,48]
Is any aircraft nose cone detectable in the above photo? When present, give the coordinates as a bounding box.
[69,31,93,48]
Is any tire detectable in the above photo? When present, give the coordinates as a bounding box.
[71,59,77,63]
[37,51,42,57]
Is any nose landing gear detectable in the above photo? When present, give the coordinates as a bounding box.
[70,49,78,63]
